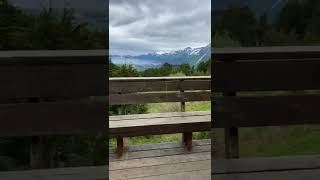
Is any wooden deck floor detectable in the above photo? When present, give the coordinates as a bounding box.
[213,155,320,180]
[0,165,107,180]
[0,139,210,180]
[109,139,211,180]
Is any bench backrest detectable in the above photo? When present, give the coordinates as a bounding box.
[213,46,320,128]
[0,50,107,136]
[109,76,211,105]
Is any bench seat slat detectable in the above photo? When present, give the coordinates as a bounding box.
[110,111,211,121]
[109,112,210,137]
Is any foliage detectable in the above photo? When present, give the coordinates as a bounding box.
[0,2,107,170]
[213,0,320,47]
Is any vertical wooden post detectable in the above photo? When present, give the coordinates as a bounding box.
[223,92,239,159]
[28,97,55,168]
[116,137,124,156]
[181,79,192,150]
[30,136,42,168]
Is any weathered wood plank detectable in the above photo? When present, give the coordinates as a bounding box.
[110,152,210,170]
[110,80,210,93]
[212,155,320,180]
[0,64,106,99]
[213,169,320,180]
[0,101,106,136]
[109,139,211,153]
[0,165,107,180]
[213,46,320,61]
[110,111,211,121]
[109,159,210,180]
[109,76,210,81]
[132,169,210,180]
[109,140,211,179]
[0,50,106,64]
[213,60,320,92]
[109,140,211,161]
[109,91,211,105]
[109,113,210,137]
[212,155,320,174]
[214,95,320,128]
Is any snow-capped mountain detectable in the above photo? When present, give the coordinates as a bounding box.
[111,44,211,67]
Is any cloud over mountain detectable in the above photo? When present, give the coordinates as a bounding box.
[109,0,211,55]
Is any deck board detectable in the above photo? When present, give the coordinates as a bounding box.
[213,155,320,180]
[0,165,107,180]
[109,139,211,180]
[213,169,320,180]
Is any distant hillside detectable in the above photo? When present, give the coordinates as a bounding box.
[111,44,211,67]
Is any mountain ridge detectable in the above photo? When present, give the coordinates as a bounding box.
[110,43,211,68]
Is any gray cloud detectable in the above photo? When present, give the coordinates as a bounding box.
[109,0,211,55]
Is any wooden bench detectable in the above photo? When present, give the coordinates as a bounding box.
[0,50,106,178]
[109,76,211,156]
[212,46,320,178]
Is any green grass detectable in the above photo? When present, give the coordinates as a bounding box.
[212,125,320,158]
[109,101,211,149]
[239,125,320,157]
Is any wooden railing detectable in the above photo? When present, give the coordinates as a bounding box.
[2,46,320,179]
[213,46,320,158]
[0,50,107,136]
[0,50,107,178]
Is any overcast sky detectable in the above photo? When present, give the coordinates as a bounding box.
[109,0,211,55]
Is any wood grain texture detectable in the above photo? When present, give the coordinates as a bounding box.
[109,140,211,180]
[110,111,211,121]
[0,50,106,64]
[109,112,210,137]
[212,155,320,180]
[213,60,320,92]
[0,101,106,136]
[109,91,211,105]
[0,165,107,180]
[132,169,210,180]
[109,76,210,81]
[109,139,211,161]
[213,170,320,180]
[213,155,320,174]
[110,152,210,170]
[213,95,320,128]
[0,64,106,99]
[110,80,210,93]
[110,159,210,180]
[213,46,320,61]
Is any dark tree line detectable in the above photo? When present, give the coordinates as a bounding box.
[213,0,320,47]
[109,60,211,78]
[0,1,107,170]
